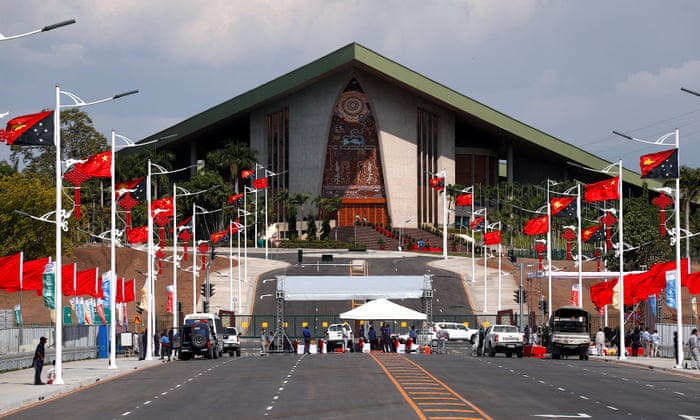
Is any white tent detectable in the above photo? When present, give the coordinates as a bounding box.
[339,299,426,320]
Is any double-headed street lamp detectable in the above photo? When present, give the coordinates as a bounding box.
[613,128,682,366]
[145,160,201,360]
[53,87,137,382]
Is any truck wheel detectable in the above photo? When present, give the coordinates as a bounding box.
[488,345,495,357]
[208,347,214,359]
[236,348,241,357]
[517,349,524,358]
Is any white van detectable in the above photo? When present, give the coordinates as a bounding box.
[183,313,224,357]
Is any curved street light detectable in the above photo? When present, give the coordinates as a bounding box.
[0,19,76,41]
[52,87,137,383]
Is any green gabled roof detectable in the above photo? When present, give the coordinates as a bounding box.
[144,42,648,188]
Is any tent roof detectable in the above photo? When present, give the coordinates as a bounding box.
[277,275,429,301]
[339,299,426,320]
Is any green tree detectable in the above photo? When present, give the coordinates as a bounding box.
[679,166,700,258]
[0,161,16,178]
[0,173,61,258]
[206,140,258,193]
[306,213,317,241]
[313,195,342,240]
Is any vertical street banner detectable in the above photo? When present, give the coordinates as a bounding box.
[42,263,55,309]
[166,285,174,313]
[570,284,579,306]
[665,270,677,309]
[14,304,22,326]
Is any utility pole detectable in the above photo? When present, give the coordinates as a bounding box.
[519,262,524,332]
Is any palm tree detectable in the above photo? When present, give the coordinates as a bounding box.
[313,195,343,240]
[206,140,258,193]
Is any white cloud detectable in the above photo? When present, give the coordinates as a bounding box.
[617,60,700,97]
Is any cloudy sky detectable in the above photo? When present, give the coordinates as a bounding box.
[2,0,700,171]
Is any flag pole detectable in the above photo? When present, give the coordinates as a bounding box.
[577,184,583,307]
[673,129,683,369]
[546,180,553,320]
[53,86,64,384]
[617,161,626,360]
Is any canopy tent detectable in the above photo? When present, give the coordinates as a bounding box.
[339,298,427,320]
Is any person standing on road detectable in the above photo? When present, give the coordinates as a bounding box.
[153,331,160,357]
[260,329,267,356]
[33,336,47,385]
[408,325,417,353]
[437,328,448,354]
[673,331,679,365]
[595,328,606,357]
[160,329,170,361]
[630,327,641,357]
[368,326,377,350]
[689,328,699,369]
[642,327,651,356]
[650,329,659,357]
[303,325,311,354]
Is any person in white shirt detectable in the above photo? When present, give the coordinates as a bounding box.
[595,328,606,356]
[650,329,660,357]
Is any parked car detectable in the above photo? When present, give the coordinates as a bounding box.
[325,323,354,351]
[222,326,241,357]
[433,322,479,343]
[179,322,220,360]
[481,324,524,358]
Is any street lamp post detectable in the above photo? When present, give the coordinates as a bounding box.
[146,160,201,359]
[614,128,682,366]
[53,87,137,383]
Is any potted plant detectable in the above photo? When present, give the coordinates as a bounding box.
[377,237,386,250]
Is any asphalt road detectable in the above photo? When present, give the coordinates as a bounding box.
[8,350,700,419]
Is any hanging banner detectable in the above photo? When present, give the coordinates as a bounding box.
[648,294,657,317]
[665,270,677,309]
[14,304,22,326]
[42,263,55,309]
[570,284,579,306]
[101,271,112,305]
[166,285,174,313]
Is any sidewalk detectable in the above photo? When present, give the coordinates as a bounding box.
[0,356,162,417]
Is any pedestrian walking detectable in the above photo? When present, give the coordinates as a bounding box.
[630,327,641,357]
[32,336,47,385]
[642,327,651,356]
[138,329,147,361]
[408,325,417,353]
[303,325,311,354]
[689,328,699,369]
[368,326,377,350]
[153,331,160,357]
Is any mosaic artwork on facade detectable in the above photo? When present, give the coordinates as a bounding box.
[321,79,386,199]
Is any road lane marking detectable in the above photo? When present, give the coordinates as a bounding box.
[371,352,492,420]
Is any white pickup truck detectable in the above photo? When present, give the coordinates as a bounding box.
[325,323,354,352]
[482,324,524,358]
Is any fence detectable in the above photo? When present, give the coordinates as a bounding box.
[0,325,101,354]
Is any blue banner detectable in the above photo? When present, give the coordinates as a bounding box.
[648,294,656,316]
[666,271,677,309]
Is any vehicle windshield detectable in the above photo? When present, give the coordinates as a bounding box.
[225,327,237,335]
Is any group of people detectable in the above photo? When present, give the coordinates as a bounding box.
[628,326,660,357]
[137,328,179,361]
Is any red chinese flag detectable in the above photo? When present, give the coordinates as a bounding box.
[61,263,76,296]
[584,177,620,202]
[127,226,150,244]
[151,197,174,217]
[22,257,51,296]
[0,253,22,292]
[0,110,54,146]
[685,271,700,295]
[241,169,255,179]
[640,148,678,179]
[76,268,100,298]
[625,271,656,304]
[124,279,136,303]
[456,193,473,206]
[253,177,268,189]
[484,231,501,245]
[210,231,228,244]
[653,258,689,290]
[73,151,112,178]
[590,278,618,308]
[523,215,549,235]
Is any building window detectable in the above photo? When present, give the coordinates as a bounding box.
[266,108,289,229]
[417,108,439,227]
